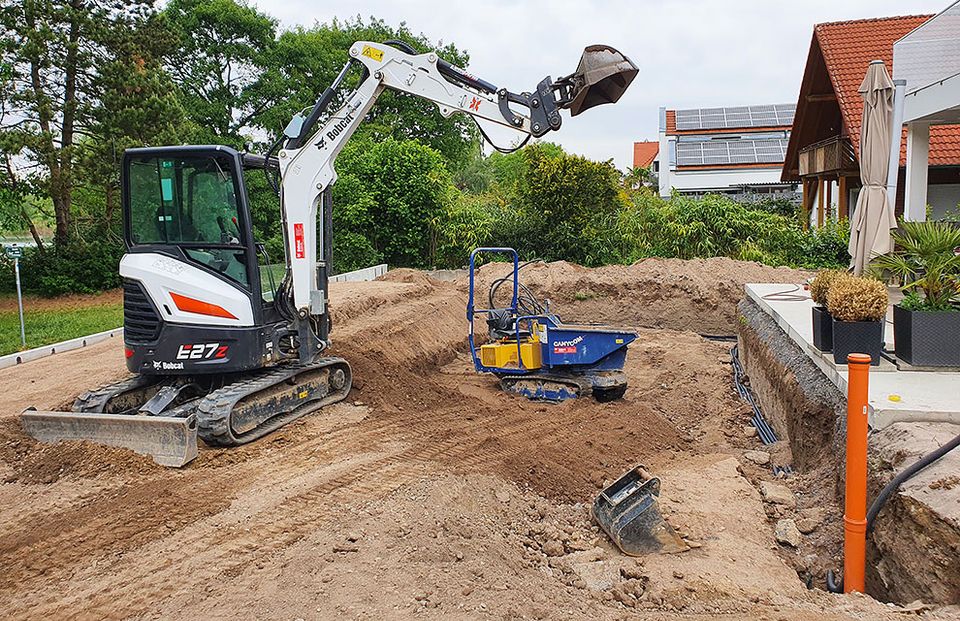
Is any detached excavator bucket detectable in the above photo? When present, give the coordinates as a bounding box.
[566,45,638,116]
[593,465,687,555]
[21,409,198,467]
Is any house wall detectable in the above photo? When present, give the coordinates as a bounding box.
[668,167,788,195]
[927,183,960,219]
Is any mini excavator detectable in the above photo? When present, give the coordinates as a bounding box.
[22,41,637,466]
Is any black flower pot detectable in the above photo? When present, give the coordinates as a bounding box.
[832,318,882,366]
[893,305,960,367]
[812,306,832,352]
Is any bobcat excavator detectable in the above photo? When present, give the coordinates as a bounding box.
[21,40,637,466]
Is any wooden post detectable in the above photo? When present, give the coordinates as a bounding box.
[817,177,825,228]
[839,176,849,220]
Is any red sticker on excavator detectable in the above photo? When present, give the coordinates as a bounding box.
[294,223,305,258]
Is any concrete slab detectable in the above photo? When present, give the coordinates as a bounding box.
[745,283,960,429]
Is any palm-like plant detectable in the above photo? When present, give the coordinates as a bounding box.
[870,220,960,311]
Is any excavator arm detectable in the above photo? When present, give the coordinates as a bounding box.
[275,40,637,360]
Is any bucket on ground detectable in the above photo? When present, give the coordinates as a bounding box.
[592,465,687,555]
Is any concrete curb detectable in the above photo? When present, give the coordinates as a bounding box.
[0,327,124,370]
[330,263,387,282]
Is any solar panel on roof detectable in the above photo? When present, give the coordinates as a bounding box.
[673,104,797,130]
[674,137,788,165]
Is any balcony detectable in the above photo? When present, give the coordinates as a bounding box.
[797,135,857,177]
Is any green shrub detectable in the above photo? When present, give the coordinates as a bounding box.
[332,137,455,269]
[1,240,125,296]
[798,219,850,269]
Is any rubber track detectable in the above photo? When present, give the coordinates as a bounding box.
[499,373,593,401]
[72,375,163,413]
[196,358,350,447]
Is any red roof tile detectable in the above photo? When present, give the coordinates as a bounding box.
[815,15,960,166]
[632,141,659,168]
[665,110,676,133]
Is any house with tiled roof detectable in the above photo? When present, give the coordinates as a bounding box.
[656,103,798,198]
[783,14,960,227]
[632,141,659,171]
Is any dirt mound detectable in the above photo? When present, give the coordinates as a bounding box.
[472,257,810,335]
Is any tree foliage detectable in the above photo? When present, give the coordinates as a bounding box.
[332,137,454,271]
[0,1,852,299]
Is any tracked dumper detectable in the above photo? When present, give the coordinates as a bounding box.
[22,40,637,465]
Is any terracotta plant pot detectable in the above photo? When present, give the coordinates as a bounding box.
[832,319,882,367]
[812,305,832,352]
[893,305,960,367]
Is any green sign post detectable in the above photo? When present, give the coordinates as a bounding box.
[4,244,26,348]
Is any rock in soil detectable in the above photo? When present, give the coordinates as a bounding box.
[760,481,796,508]
[775,519,802,547]
[744,450,771,465]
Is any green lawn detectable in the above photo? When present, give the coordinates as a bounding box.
[0,302,123,356]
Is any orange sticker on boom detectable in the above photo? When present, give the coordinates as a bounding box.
[361,45,383,61]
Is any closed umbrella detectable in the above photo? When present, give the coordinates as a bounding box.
[849,60,896,275]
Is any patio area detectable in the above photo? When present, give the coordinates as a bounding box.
[745,282,960,430]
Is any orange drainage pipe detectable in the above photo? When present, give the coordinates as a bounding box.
[843,352,872,594]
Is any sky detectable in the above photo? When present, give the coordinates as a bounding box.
[251,0,946,169]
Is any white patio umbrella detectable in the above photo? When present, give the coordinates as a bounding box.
[849,60,896,275]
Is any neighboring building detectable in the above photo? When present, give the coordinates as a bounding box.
[657,103,798,198]
[632,140,660,173]
[896,2,960,221]
[782,14,960,228]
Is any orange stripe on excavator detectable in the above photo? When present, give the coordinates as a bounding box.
[169,292,238,320]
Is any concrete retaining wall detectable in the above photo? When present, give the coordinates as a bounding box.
[0,328,124,370]
[737,295,960,604]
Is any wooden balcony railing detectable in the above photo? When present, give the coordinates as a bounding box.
[798,135,858,177]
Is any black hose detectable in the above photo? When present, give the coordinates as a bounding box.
[263,134,285,197]
[866,431,960,533]
[826,569,843,593]
[488,259,545,316]
[825,430,960,593]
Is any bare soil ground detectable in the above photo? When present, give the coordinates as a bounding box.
[0,261,951,620]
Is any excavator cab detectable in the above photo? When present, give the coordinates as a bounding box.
[120,146,295,377]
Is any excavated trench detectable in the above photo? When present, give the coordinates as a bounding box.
[1,260,949,620]
[736,296,960,605]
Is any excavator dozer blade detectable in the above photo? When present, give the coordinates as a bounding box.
[20,409,198,467]
[593,465,688,556]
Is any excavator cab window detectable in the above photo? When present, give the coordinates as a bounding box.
[126,154,251,289]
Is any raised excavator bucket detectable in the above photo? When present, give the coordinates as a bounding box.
[593,465,687,555]
[564,45,639,116]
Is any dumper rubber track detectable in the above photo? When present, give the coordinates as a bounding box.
[499,373,593,402]
[196,357,351,447]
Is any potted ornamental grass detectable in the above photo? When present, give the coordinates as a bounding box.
[809,269,846,352]
[826,274,888,366]
[870,220,960,367]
